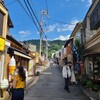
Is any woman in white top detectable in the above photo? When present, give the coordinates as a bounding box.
[62,62,71,93]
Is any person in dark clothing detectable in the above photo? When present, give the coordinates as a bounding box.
[62,62,71,93]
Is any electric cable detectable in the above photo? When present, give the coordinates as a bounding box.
[26,0,47,39]
[23,0,40,31]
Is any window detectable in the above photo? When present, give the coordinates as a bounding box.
[0,11,4,36]
[90,1,100,30]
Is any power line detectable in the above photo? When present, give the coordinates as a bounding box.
[7,0,48,40]
[24,0,39,31]
[17,0,32,21]
[26,0,47,39]
[25,0,48,57]
[30,0,39,20]
[26,0,41,29]
[21,0,40,31]
[28,0,48,38]
[26,0,47,37]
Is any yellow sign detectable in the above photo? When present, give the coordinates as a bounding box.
[0,37,5,51]
[36,52,39,57]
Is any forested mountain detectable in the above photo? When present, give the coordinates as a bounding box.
[23,39,66,57]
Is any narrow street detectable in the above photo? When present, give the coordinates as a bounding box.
[25,66,87,100]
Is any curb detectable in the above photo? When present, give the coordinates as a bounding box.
[82,88,94,100]
[79,84,96,100]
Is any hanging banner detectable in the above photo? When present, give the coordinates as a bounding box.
[72,45,80,61]
[0,37,5,51]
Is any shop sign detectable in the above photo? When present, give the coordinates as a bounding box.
[0,37,5,51]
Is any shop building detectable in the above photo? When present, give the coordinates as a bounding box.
[6,34,32,79]
[0,1,13,98]
[70,22,84,74]
[81,0,100,81]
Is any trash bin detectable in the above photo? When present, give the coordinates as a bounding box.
[36,71,40,76]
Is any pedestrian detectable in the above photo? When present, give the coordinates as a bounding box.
[62,62,71,93]
[70,65,77,84]
[12,66,26,100]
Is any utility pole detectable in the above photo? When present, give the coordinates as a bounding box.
[39,10,47,58]
[39,14,42,58]
[46,36,48,60]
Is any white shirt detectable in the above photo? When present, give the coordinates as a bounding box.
[62,65,71,78]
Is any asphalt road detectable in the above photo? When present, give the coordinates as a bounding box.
[24,66,88,100]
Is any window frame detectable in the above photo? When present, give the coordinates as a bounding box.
[0,11,4,36]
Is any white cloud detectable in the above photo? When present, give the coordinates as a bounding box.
[87,0,92,6]
[66,19,79,31]
[57,19,79,32]
[46,19,79,33]
[54,35,70,41]
[46,23,59,32]
[18,31,31,39]
[81,0,92,6]
[19,31,31,35]
[37,32,39,34]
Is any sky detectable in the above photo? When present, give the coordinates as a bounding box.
[4,0,92,41]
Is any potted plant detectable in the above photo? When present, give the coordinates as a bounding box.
[86,80,93,91]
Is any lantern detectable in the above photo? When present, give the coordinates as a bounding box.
[9,56,16,75]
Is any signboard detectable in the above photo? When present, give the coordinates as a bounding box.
[0,37,5,51]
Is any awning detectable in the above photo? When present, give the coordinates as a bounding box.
[5,40,10,47]
[14,51,31,59]
[64,37,73,47]
[83,52,100,57]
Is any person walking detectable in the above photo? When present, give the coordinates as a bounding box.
[12,67,26,100]
[62,62,71,93]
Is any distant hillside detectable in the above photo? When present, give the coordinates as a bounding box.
[23,39,66,57]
